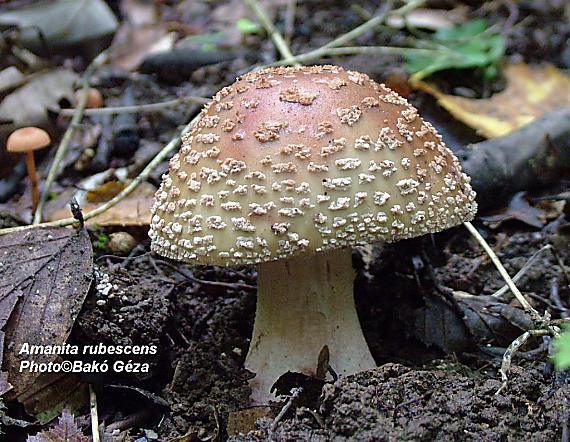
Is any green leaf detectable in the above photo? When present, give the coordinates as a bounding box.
[184,31,228,52]
[553,327,570,370]
[404,19,505,81]
[435,18,488,41]
[236,17,262,35]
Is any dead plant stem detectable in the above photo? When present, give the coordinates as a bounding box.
[245,0,299,65]
[89,384,101,442]
[463,221,542,322]
[58,95,210,117]
[0,114,200,236]
[33,50,109,225]
[267,0,424,67]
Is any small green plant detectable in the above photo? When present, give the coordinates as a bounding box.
[236,17,263,35]
[553,327,570,370]
[404,18,505,81]
[93,232,109,251]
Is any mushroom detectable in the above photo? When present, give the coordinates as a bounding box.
[149,65,477,403]
[74,87,104,109]
[6,127,51,212]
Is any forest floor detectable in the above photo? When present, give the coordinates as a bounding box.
[0,0,569,441]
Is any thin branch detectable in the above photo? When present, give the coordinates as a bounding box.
[463,221,543,323]
[269,45,446,66]
[244,0,299,65]
[271,387,303,431]
[319,0,396,50]
[0,113,200,236]
[496,328,550,395]
[33,50,109,224]
[266,0,424,67]
[57,95,210,117]
[491,244,553,300]
[284,0,296,45]
[89,384,101,442]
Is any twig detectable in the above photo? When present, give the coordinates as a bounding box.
[269,45,447,66]
[245,0,299,65]
[491,244,553,300]
[495,328,551,395]
[33,50,109,224]
[57,95,210,117]
[284,0,296,45]
[319,0,396,50]
[89,384,101,442]
[297,407,325,428]
[105,408,155,433]
[271,387,303,432]
[157,259,257,291]
[463,221,543,323]
[0,114,200,236]
[465,221,564,393]
[550,278,569,319]
[266,0,423,67]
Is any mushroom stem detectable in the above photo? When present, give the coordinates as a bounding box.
[25,151,40,212]
[246,247,375,404]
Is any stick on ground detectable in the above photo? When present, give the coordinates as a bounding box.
[33,51,109,224]
[90,384,101,442]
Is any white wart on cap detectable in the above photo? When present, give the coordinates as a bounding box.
[149,65,477,265]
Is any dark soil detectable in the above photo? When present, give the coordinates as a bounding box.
[235,364,569,442]
[2,0,570,440]
[69,222,570,440]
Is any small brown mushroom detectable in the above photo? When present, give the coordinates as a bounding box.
[75,87,104,108]
[149,65,477,403]
[6,127,51,212]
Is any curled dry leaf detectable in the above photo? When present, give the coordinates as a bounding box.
[0,227,92,416]
[26,408,89,442]
[479,192,547,228]
[454,291,535,347]
[415,63,570,138]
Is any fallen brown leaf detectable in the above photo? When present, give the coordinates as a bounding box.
[415,63,570,138]
[480,192,547,228]
[0,68,78,132]
[48,181,155,227]
[0,227,92,417]
[26,408,89,442]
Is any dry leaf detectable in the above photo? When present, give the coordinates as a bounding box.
[479,192,547,228]
[26,408,89,442]
[0,227,92,404]
[110,25,174,71]
[0,68,78,131]
[415,63,570,138]
[454,292,534,347]
[18,372,88,425]
[49,181,155,227]
[386,7,467,30]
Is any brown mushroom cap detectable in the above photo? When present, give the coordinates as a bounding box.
[6,127,51,153]
[75,88,104,109]
[149,65,477,265]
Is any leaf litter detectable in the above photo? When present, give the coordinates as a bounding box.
[415,63,570,138]
[0,227,93,420]
[26,408,89,442]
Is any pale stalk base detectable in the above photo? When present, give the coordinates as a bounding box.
[246,248,375,404]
